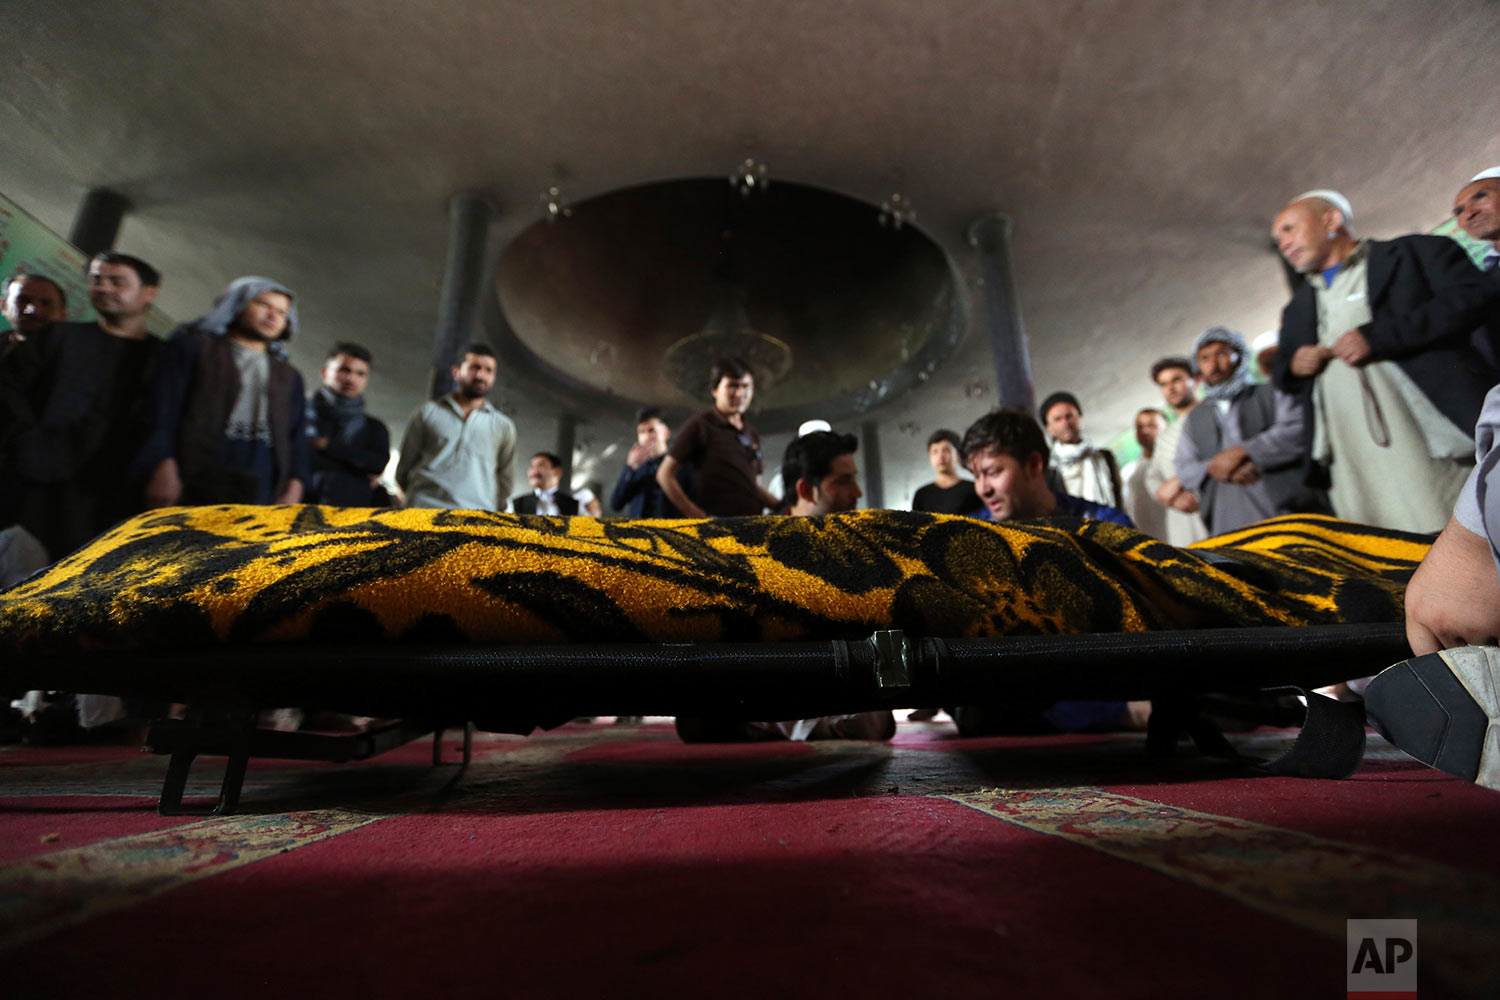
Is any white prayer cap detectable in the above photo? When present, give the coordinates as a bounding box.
[1290,189,1354,226]
[1469,167,1500,183]
[1251,330,1279,355]
[797,419,832,437]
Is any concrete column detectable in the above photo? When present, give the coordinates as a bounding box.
[429,192,496,400]
[68,188,130,257]
[966,212,1036,415]
[860,420,885,510]
[555,414,577,487]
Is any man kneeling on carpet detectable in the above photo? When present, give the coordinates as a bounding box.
[675,430,896,743]
[1366,380,1500,791]
[949,408,1150,737]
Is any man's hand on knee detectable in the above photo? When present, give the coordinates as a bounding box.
[1405,515,1500,656]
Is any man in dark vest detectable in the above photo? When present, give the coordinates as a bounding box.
[1174,326,1323,535]
[137,276,310,507]
[510,451,601,516]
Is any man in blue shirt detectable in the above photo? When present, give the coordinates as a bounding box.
[609,407,690,518]
[960,407,1133,527]
[950,407,1142,737]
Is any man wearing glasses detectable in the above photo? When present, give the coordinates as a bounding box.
[657,356,780,517]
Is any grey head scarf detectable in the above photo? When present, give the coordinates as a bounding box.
[193,276,298,360]
[1193,325,1252,403]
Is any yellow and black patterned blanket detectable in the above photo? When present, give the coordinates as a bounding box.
[0,505,1429,656]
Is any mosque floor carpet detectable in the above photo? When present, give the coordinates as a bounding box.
[0,719,1496,1000]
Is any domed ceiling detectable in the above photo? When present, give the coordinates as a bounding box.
[1,1,1497,499]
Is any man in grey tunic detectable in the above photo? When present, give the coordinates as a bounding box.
[1174,327,1318,535]
[396,343,517,510]
[1271,190,1498,534]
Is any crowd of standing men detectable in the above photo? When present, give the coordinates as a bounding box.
[4,174,1500,570]
[1022,179,1500,549]
[3,172,1500,768]
[3,175,1500,575]
[0,263,860,600]
[0,261,394,568]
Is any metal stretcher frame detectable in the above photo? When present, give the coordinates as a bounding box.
[1,622,1410,815]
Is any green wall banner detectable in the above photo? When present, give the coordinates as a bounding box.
[1431,216,1491,267]
[0,191,174,335]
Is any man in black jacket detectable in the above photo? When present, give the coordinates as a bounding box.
[1271,189,1500,533]
[0,253,162,559]
[609,407,688,518]
[511,452,601,516]
[1453,167,1500,367]
[1453,167,1500,273]
[307,342,390,506]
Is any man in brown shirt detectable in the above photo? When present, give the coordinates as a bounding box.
[657,356,780,517]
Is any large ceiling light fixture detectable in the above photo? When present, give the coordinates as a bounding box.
[495,176,965,431]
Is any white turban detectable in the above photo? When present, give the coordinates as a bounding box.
[1291,189,1354,227]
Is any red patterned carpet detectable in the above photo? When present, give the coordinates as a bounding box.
[1,720,1496,999]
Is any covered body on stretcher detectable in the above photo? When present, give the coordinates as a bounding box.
[0,505,1425,811]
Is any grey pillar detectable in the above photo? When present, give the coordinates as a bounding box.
[966,212,1036,415]
[860,420,885,509]
[555,414,577,487]
[429,192,496,400]
[68,188,130,257]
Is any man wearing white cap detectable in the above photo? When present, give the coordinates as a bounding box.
[1270,189,1500,532]
[1250,329,1280,381]
[1453,168,1500,272]
[762,418,831,510]
[1453,168,1500,369]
